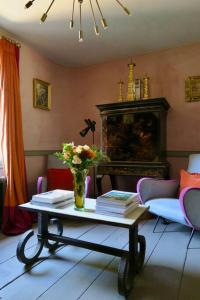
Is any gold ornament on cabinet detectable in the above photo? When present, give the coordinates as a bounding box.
[117,59,151,102]
[126,59,136,101]
[143,74,150,99]
[117,80,124,102]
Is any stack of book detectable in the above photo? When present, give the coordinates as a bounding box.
[31,189,74,208]
[95,190,140,218]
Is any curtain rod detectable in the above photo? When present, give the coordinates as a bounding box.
[0,35,21,48]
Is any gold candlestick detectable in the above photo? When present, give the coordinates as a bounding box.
[143,74,150,99]
[117,80,124,102]
[127,59,136,101]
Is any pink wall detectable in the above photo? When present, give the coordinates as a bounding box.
[69,43,200,189]
[19,44,76,196]
[18,41,200,195]
[19,44,101,195]
[71,43,200,151]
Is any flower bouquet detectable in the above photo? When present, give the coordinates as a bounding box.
[55,142,105,210]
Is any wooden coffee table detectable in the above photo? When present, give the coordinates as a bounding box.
[17,198,148,297]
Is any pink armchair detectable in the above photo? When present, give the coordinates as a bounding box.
[137,154,200,247]
[37,155,91,197]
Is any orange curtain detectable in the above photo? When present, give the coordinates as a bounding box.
[0,39,32,235]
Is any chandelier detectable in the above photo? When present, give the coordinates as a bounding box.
[24,0,130,42]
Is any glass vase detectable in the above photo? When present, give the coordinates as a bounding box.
[72,169,88,211]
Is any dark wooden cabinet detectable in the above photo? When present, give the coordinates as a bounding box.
[96,98,170,195]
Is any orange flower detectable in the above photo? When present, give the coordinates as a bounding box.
[80,149,96,159]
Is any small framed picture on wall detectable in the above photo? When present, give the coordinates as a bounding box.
[33,78,51,110]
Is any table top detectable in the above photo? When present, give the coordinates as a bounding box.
[19,198,148,228]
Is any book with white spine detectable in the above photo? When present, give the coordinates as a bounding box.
[31,198,74,208]
[95,204,139,218]
[96,200,139,214]
[31,189,74,204]
[96,190,139,206]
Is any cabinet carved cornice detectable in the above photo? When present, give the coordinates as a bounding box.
[96,98,170,195]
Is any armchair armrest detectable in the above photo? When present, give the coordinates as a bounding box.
[37,176,47,194]
[85,176,91,197]
[179,187,200,229]
[137,177,179,204]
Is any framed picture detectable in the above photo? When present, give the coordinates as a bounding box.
[33,78,51,110]
[185,76,200,102]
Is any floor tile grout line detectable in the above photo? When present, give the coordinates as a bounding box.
[35,226,120,300]
[0,223,99,291]
[77,225,141,300]
[0,221,82,266]
[77,256,116,300]
[142,222,168,268]
[176,237,191,300]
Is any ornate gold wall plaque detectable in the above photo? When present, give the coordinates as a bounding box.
[185,76,200,102]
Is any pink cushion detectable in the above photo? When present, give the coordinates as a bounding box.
[47,168,73,191]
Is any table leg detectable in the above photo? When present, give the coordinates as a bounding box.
[118,225,146,297]
[44,218,63,251]
[96,175,103,196]
[136,235,146,273]
[16,212,64,264]
[110,175,118,190]
[16,212,48,265]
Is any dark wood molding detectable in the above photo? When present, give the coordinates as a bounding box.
[24,150,200,158]
[25,150,60,156]
[166,151,200,157]
[96,98,170,113]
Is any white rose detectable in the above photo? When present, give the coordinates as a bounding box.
[75,145,83,153]
[72,155,82,164]
[83,145,90,150]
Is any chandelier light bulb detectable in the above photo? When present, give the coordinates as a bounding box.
[40,13,47,23]
[70,20,74,29]
[123,7,131,16]
[79,30,84,42]
[115,0,131,16]
[94,25,100,35]
[101,18,108,29]
[25,0,35,9]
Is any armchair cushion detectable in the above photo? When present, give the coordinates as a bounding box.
[180,169,200,193]
[146,198,188,226]
[47,168,73,191]
[137,178,179,204]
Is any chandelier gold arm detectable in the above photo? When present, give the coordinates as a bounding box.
[24,0,131,41]
[89,0,100,35]
[25,0,36,9]
[70,0,76,29]
[95,0,108,29]
[79,0,84,42]
[115,0,131,16]
[40,0,56,23]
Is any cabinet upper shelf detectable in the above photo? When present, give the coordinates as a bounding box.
[96,97,170,114]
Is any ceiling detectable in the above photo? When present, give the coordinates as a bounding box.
[0,0,200,67]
